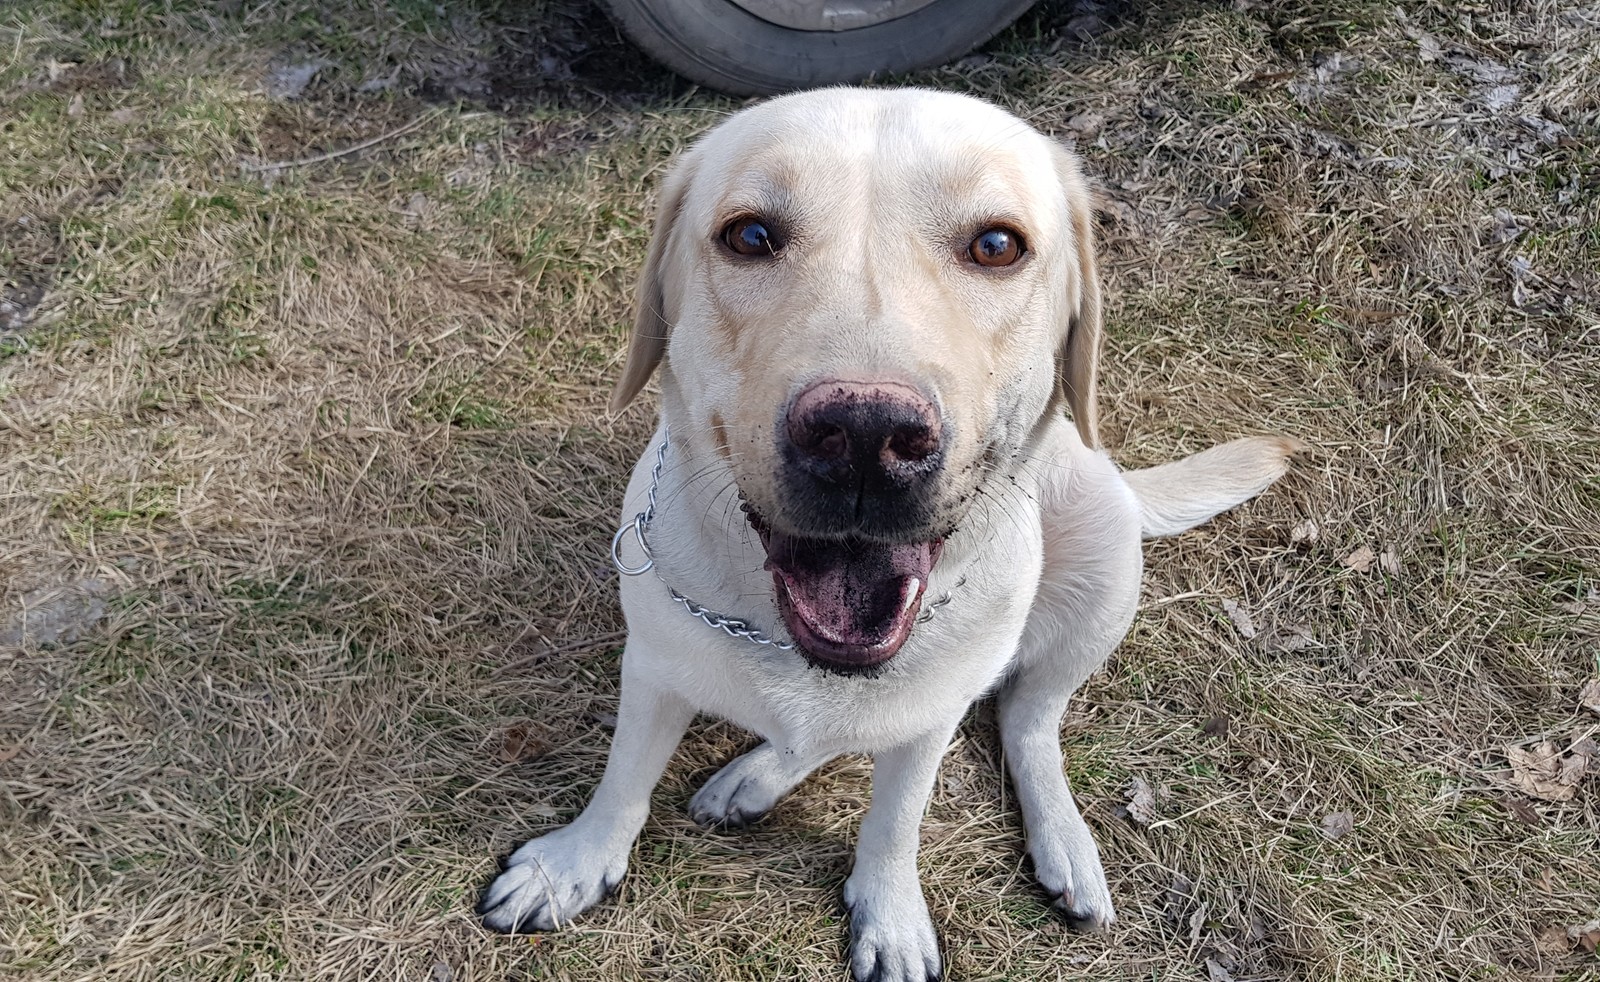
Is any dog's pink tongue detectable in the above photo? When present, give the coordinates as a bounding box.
[777,561,920,645]
[765,536,939,668]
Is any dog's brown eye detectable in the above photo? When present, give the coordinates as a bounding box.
[969,227,1023,268]
[722,217,782,257]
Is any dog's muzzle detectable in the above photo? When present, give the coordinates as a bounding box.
[777,379,946,539]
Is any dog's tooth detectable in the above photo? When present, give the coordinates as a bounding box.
[901,578,921,616]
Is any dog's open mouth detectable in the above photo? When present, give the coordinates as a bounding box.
[749,511,942,669]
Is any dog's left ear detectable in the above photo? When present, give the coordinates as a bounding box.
[1052,146,1103,450]
[609,152,701,413]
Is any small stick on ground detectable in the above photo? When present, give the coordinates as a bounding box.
[242,109,444,173]
[491,630,628,678]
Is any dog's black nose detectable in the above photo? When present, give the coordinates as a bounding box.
[784,380,943,491]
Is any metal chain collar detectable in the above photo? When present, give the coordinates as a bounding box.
[610,429,963,650]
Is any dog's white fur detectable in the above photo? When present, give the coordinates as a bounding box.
[479,88,1298,982]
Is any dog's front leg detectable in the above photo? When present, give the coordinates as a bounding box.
[843,728,952,982]
[479,652,693,933]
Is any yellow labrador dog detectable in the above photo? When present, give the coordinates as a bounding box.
[480,87,1298,981]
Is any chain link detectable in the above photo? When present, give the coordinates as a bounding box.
[608,435,669,576]
[668,587,795,648]
[611,429,962,650]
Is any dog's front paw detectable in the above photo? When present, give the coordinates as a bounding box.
[1029,828,1115,932]
[478,827,627,933]
[688,744,792,828]
[843,871,942,982]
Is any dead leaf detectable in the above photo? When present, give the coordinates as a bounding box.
[1289,52,1360,105]
[1378,545,1401,576]
[429,962,452,982]
[1205,956,1236,982]
[1508,255,1534,309]
[1579,680,1600,716]
[1418,33,1441,63]
[1564,752,1592,785]
[1479,84,1522,112]
[1098,197,1141,231]
[1124,777,1157,825]
[1204,190,1267,217]
[1220,599,1258,639]
[1444,51,1517,86]
[265,58,333,100]
[496,722,549,763]
[67,93,84,117]
[1162,872,1195,926]
[1503,798,1542,826]
[1320,810,1354,840]
[1065,111,1104,139]
[1506,740,1590,802]
[1536,924,1574,955]
[1343,545,1376,573]
[1569,919,1600,954]
[1263,623,1315,654]
[1290,519,1318,544]
[0,745,19,763]
[1489,208,1524,245]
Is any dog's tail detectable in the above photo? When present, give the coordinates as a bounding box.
[1122,436,1304,539]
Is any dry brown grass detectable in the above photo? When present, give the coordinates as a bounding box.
[2,1,1597,980]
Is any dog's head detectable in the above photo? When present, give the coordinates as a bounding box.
[611,88,1103,672]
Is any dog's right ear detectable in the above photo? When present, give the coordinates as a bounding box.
[609,153,700,413]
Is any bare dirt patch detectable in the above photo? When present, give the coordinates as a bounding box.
[1,215,64,339]
[0,280,47,335]
[0,579,112,648]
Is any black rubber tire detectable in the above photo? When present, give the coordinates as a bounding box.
[598,0,1040,96]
